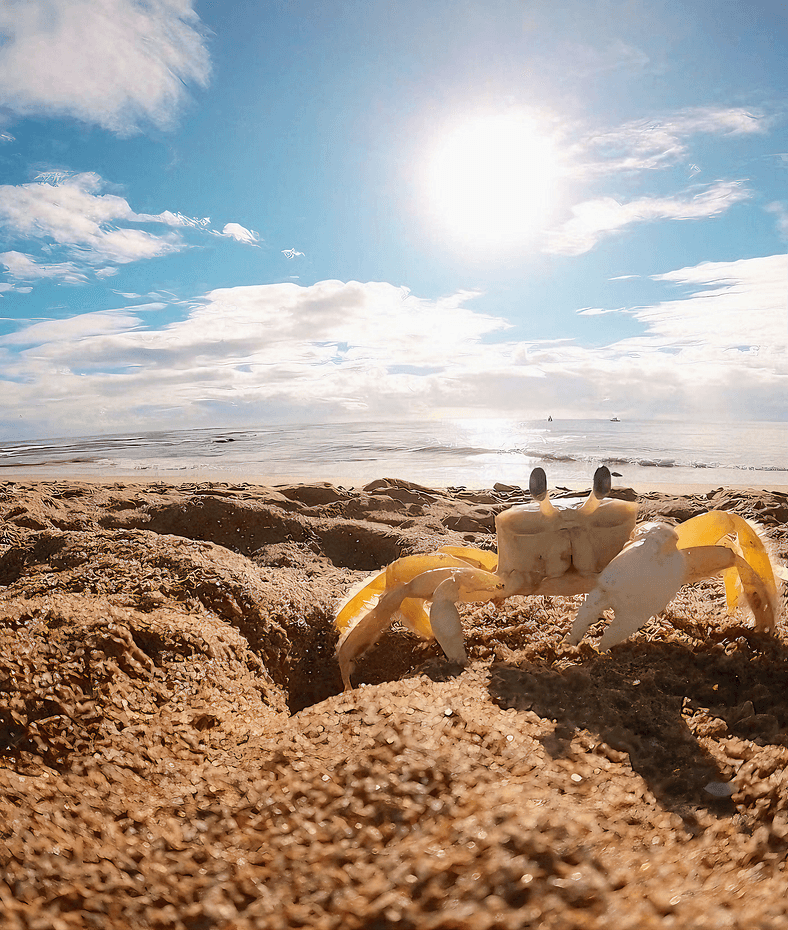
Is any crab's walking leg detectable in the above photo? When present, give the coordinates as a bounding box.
[429,569,506,664]
[567,523,685,649]
[674,511,780,627]
[336,557,502,689]
[679,545,776,629]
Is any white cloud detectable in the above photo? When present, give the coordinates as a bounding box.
[642,255,787,351]
[0,281,507,432]
[522,254,787,421]
[282,248,305,259]
[135,210,211,229]
[0,172,184,264]
[1,308,142,346]
[766,202,788,240]
[579,106,768,175]
[545,181,751,256]
[0,0,210,135]
[576,306,624,316]
[557,39,650,77]
[0,250,88,284]
[1,262,784,436]
[213,223,261,245]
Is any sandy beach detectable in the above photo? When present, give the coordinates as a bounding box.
[1,475,788,928]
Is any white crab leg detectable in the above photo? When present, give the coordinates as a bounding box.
[430,569,505,664]
[336,567,458,689]
[567,522,685,649]
[336,565,501,689]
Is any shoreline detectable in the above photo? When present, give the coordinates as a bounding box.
[2,470,788,496]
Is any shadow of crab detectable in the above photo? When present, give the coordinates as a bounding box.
[487,630,788,821]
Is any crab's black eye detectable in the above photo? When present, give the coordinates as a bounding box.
[593,465,612,498]
[529,467,548,501]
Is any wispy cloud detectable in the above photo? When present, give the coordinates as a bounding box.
[556,39,650,78]
[643,254,787,353]
[576,306,624,316]
[0,173,256,288]
[545,180,751,256]
[0,0,210,135]
[212,223,261,245]
[0,173,184,265]
[578,106,768,175]
[0,251,89,285]
[1,309,142,346]
[766,202,788,240]
[135,210,212,229]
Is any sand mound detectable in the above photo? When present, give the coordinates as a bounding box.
[1,478,787,928]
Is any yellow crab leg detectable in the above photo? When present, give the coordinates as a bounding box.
[680,545,777,630]
[336,562,501,690]
[437,546,498,572]
[429,567,505,664]
[674,511,780,623]
[335,551,479,633]
[393,550,497,638]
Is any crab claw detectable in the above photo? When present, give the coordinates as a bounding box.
[567,522,686,649]
[567,511,783,649]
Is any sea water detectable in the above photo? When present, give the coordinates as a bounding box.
[0,418,786,488]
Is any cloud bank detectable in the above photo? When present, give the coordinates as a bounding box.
[1,256,784,438]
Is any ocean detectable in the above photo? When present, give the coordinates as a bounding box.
[1,418,786,489]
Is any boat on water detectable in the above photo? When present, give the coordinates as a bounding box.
[610,417,620,422]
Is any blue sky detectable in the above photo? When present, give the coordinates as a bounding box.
[0,0,785,440]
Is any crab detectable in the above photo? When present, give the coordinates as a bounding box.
[335,466,783,689]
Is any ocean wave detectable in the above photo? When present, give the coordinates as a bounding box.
[537,451,579,463]
[408,444,492,456]
[637,458,676,468]
[1,420,785,484]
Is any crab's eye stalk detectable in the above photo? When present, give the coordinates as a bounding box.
[593,466,612,499]
[529,467,548,501]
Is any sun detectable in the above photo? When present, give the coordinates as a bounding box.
[423,112,562,253]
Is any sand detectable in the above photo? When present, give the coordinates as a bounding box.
[1,475,787,929]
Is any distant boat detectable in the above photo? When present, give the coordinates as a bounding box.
[610,417,620,422]
[547,415,553,422]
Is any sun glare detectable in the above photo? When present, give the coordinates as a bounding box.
[424,112,562,254]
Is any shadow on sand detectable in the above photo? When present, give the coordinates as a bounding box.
[487,627,788,820]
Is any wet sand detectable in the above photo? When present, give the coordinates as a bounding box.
[1,476,787,928]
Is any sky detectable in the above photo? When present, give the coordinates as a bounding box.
[0,0,786,441]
